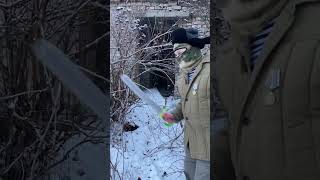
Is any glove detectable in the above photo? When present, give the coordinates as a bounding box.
[161,112,175,124]
[159,108,175,127]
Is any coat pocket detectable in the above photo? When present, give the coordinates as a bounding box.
[282,41,319,173]
[284,121,317,174]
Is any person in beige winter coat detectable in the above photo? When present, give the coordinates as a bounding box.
[215,0,320,179]
[161,28,210,180]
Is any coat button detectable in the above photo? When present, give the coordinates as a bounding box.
[185,98,188,102]
[185,117,188,120]
[242,116,250,125]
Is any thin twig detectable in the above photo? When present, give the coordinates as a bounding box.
[0,88,49,101]
[48,0,91,39]
[77,64,110,83]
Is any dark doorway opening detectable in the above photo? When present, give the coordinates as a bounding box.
[137,17,177,97]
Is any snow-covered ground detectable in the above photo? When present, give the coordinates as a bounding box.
[110,89,186,180]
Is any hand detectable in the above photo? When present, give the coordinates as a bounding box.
[160,112,175,124]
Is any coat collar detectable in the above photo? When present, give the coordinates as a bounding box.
[236,1,296,115]
[226,0,319,170]
[228,2,297,167]
[181,54,209,100]
[237,0,320,95]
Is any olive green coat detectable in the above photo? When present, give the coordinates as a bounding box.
[172,53,210,161]
[215,0,320,179]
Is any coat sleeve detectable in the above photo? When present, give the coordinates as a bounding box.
[213,43,235,113]
[170,100,184,123]
[212,47,237,179]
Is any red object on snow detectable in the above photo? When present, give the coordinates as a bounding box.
[162,112,175,123]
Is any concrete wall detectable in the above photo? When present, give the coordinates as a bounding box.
[110,2,209,36]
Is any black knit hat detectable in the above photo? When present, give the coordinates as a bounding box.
[171,28,210,49]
